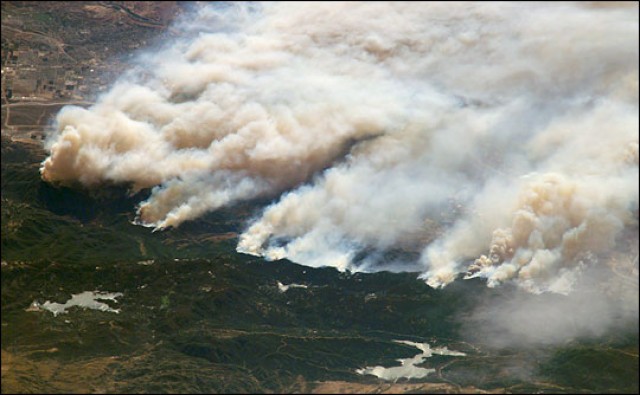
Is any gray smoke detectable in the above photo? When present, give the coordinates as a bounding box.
[41,2,638,344]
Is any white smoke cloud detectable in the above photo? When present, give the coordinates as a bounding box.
[41,1,638,305]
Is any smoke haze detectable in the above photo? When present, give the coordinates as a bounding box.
[41,2,638,345]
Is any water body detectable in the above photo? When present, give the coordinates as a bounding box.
[356,340,466,381]
[27,291,123,317]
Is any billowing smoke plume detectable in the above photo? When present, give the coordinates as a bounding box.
[42,1,638,303]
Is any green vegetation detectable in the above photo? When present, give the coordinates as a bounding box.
[32,12,53,25]
[1,137,638,393]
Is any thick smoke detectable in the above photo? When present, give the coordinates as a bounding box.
[42,1,638,310]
